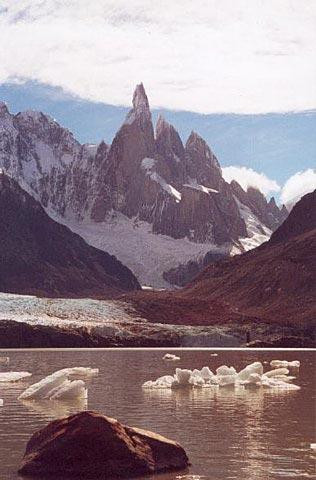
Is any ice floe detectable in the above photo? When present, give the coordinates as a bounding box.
[163,353,180,361]
[270,360,300,368]
[142,361,301,391]
[0,399,3,406]
[0,372,32,382]
[18,367,98,401]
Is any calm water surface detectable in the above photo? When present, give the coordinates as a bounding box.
[0,350,315,480]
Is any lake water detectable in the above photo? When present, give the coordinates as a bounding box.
[0,349,315,480]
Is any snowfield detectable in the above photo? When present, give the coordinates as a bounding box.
[61,211,231,288]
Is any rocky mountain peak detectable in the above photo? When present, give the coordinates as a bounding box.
[0,101,9,117]
[123,83,154,139]
[186,130,220,169]
[132,82,150,112]
[270,190,316,245]
[156,114,171,136]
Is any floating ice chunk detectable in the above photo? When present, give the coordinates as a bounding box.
[0,372,32,382]
[142,380,155,389]
[237,362,263,381]
[141,360,301,392]
[311,444,316,450]
[261,377,300,390]
[18,372,68,400]
[0,357,9,365]
[56,367,99,377]
[189,376,205,387]
[175,369,192,385]
[270,360,300,369]
[216,374,237,386]
[163,353,180,361]
[142,375,175,389]
[18,367,97,400]
[271,375,296,383]
[239,373,262,386]
[49,380,87,400]
[0,399,3,406]
[264,368,290,378]
[216,366,237,376]
[210,353,218,357]
[200,367,214,380]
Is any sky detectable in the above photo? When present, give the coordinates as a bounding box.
[0,0,315,205]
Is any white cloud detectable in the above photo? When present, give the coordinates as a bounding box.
[222,166,280,197]
[0,0,315,113]
[280,169,316,207]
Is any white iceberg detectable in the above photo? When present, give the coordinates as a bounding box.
[18,371,68,400]
[49,380,87,400]
[237,362,263,382]
[270,360,300,369]
[163,353,180,361]
[200,366,214,380]
[175,368,192,385]
[264,368,290,378]
[0,372,32,382]
[18,367,97,401]
[56,367,99,377]
[261,376,300,390]
[142,360,300,391]
[216,365,237,376]
[0,399,3,406]
[216,374,238,386]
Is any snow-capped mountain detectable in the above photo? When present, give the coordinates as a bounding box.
[0,85,287,287]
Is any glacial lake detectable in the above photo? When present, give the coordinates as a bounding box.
[0,349,315,480]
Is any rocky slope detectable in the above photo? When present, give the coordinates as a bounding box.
[0,173,140,297]
[0,86,287,287]
[126,191,316,328]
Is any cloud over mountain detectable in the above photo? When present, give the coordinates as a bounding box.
[0,0,315,113]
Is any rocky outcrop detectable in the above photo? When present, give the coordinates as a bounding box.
[0,173,140,297]
[19,411,189,478]
[0,320,118,348]
[270,189,315,244]
[231,180,287,232]
[163,252,225,287]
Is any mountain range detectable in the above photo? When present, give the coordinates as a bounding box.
[0,84,287,287]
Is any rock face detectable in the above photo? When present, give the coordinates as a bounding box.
[127,191,316,327]
[0,173,140,297]
[270,190,315,244]
[0,87,288,286]
[19,411,189,478]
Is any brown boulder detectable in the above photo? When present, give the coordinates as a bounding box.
[18,411,189,478]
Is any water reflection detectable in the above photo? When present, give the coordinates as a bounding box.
[20,398,88,419]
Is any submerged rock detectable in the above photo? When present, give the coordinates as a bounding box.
[19,411,189,478]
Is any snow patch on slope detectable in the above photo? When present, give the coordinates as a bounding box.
[184,178,218,195]
[235,197,271,251]
[60,212,229,288]
[141,157,181,202]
